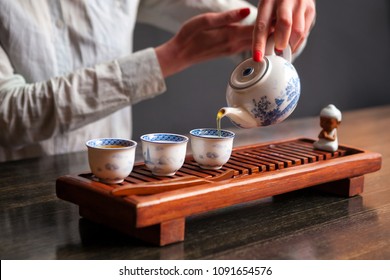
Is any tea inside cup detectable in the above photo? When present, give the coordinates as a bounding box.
[190,128,235,170]
[86,138,137,184]
[141,133,188,176]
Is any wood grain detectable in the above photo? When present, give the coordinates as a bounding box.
[1,105,389,259]
[55,138,381,244]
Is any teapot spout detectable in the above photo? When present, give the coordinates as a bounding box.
[218,107,257,129]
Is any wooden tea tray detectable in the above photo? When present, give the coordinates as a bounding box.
[56,138,382,246]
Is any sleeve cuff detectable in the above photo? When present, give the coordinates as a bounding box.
[118,48,167,105]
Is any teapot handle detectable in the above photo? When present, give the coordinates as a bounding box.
[264,35,292,62]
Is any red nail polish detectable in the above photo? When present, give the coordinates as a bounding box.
[239,8,250,17]
[275,48,283,55]
[253,50,262,62]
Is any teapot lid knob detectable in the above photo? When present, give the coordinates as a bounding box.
[229,57,269,90]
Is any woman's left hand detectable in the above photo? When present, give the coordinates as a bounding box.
[155,8,253,78]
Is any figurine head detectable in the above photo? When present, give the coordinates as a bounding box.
[319,104,342,131]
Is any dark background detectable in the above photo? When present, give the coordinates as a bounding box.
[132,0,390,139]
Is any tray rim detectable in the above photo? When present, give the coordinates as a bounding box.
[56,137,382,228]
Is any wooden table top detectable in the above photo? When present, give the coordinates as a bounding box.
[1,105,389,259]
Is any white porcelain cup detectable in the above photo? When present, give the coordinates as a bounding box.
[190,128,235,170]
[86,138,137,184]
[140,133,188,176]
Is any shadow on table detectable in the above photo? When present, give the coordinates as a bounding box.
[55,187,377,259]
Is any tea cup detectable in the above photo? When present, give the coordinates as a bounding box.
[190,128,235,170]
[140,133,188,176]
[86,138,137,184]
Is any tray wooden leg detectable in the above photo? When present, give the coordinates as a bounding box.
[79,207,185,246]
[134,218,186,246]
[312,175,364,197]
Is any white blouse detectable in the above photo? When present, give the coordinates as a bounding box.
[0,0,256,161]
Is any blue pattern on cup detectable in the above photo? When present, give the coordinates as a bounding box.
[141,133,188,143]
[86,138,136,148]
[190,128,235,138]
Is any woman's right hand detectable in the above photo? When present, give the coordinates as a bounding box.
[252,0,316,62]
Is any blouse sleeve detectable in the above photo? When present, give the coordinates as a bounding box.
[0,46,166,148]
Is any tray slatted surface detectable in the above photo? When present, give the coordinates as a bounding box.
[79,138,348,186]
[56,138,381,246]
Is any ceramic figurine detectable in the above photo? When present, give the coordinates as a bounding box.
[218,36,301,128]
[313,104,342,152]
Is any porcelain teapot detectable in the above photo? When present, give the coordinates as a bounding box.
[219,36,300,128]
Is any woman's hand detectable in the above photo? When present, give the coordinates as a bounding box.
[155,8,253,78]
[252,0,316,62]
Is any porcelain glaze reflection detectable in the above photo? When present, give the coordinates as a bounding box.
[86,138,137,184]
[141,133,188,176]
[250,74,300,126]
[219,36,301,128]
[190,128,235,170]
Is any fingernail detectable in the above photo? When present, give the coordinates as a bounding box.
[253,50,262,62]
[239,8,250,17]
[275,48,283,56]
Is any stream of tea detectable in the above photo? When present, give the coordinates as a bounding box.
[216,109,224,137]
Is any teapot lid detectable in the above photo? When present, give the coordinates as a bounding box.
[229,57,269,90]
